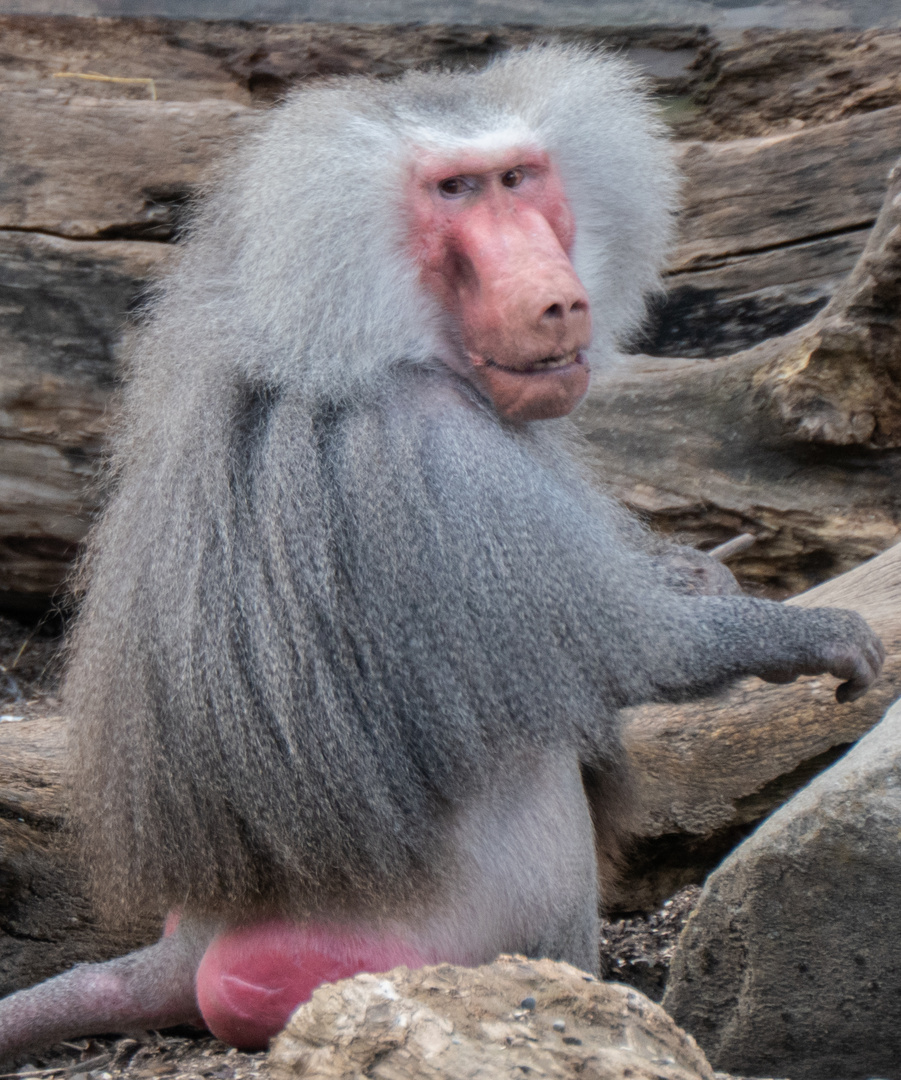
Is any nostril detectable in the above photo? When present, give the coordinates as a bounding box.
[570,299,587,314]
[542,303,563,320]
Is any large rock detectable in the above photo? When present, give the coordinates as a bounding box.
[269,955,716,1080]
[662,697,901,1080]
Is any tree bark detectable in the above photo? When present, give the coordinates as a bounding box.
[578,155,901,598]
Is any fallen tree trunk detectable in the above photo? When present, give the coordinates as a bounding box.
[580,154,901,598]
[617,539,901,910]
[0,712,159,1000]
[2,20,901,610]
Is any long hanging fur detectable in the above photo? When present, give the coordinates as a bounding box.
[66,46,680,922]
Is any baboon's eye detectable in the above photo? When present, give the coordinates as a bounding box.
[438,177,470,197]
[501,168,524,188]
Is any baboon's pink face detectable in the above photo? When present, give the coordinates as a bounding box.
[409,147,592,422]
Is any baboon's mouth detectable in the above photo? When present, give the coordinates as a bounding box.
[484,350,584,374]
[468,346,591,420]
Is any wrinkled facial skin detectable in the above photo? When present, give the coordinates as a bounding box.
[410,147,592,422]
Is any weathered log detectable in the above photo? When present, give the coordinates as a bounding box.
[0,232,170,609]
[4,85,900,607]
[0,15,709,105]
[757,154,901,447]
[0,94,257,240]
[580,154,901,596]
[0,711,158,999]
[648,104,901,356]
[677,27,901,142]
[674,106,901,269]
[616,539,901,910]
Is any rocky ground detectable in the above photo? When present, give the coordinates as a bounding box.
[0,891,709,1080]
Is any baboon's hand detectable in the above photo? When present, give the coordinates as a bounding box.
[760,609,885,703]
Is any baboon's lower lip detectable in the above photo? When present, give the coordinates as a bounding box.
[483,350,585,374]
[472,348,591,421]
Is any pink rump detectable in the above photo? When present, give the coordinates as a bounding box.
[195,920,427,1049]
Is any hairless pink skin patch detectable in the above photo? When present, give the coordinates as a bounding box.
[409,146,592,422]
[194,921,428,1050]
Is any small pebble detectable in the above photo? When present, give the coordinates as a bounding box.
[552,1020,566,1032]
[519,996,536,1011]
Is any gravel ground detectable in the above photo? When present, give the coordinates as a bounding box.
[3,890,711,1080]
[601,884,702,1001]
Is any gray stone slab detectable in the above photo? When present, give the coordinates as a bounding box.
[663,696,901,1080]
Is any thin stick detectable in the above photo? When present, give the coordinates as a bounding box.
[52,72,157,101]
[709,532,757,562]
[0,1055,111,1080]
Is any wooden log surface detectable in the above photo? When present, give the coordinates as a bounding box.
[0,94,257,240]
[617,541,901,909]
[580,349,901,594]
[3,19,901,607]
[650,106,901,356]
[677,27,901,142]
[0,233,169,602]
[579,153,901,597]
[0,712,158,999]
[674,105,901,269]
[0,15,710,104]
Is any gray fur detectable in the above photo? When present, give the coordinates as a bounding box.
[65,45,882,940]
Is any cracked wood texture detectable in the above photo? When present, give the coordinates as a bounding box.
[579,153,901,597]
[2,18,901,609]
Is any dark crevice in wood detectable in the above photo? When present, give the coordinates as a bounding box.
[0,227,171,247]
[0,805,61,833]
[668,220,877,272]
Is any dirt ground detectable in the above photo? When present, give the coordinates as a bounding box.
[1,888,705,1080]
